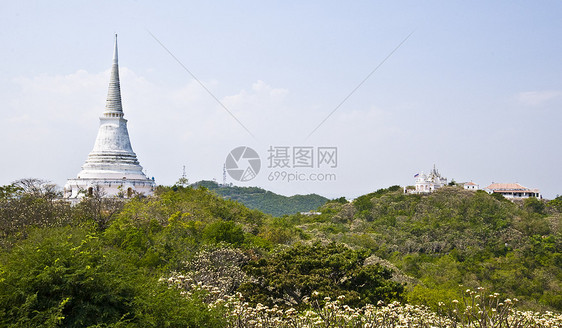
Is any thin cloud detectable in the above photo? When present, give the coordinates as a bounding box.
[223,80,289,109]
[516,90,562,107]
[7,114,30,123]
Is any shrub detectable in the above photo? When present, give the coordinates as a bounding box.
[0,226,225,327]
[238,242,403,308]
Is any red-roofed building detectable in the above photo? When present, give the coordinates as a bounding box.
[485,183,541,199]
[463,181,479,191]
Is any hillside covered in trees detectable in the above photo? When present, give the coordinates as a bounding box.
[0,179,561,327]
[193,180,328,216]
[290,186,562,311]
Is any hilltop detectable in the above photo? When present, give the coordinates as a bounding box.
[192,180,329,216]
[287,186,562,310]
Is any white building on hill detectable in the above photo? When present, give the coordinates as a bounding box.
[409,165,448,193]
[463,182,479,191]
[64,35,155,201]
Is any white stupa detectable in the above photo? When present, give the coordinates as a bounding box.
[64,35,156,200]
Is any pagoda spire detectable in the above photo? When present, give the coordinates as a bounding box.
[104,34,123,115]
[64,35,155,201]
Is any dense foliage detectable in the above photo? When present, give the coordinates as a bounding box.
[194,180,328,216]
[284,186,562,311]
[0,179,560,326]
[0,182,372,326]
[0,226,224,327]
[0,179,72,248]
[239,242,403,308]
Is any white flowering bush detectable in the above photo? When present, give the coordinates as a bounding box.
[442,286,562,328]
[163,246,249,302]
[206,289,562,328]
[160,262,561,328]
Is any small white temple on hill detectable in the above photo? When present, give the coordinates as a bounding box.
[409,165,448,194]
[64,35,155,201]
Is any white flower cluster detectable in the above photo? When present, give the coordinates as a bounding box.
[159,275,562,327]
[162,247,248,302]
[210,292,562,328]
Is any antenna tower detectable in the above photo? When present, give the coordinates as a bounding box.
[223,163,227,186]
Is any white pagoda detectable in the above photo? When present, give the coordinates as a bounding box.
[64,35,155,201]
[412,165,448,193]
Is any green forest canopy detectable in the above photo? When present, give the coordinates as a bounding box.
[0,180,561,326]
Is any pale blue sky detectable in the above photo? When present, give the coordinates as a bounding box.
[1,1,561,199]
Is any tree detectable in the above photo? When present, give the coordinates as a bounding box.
[524,197,546,215]
[547,196,562,213]
[165,246,249,302]
[239,242,404,308]
[73,185,125,231]
[0,180,71,248]
[12,178,61,200]
[175,176,190,188]
[202,220,245,245]
[330,196,348,204]
[0,184,23,200]
[0,226,225,327]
